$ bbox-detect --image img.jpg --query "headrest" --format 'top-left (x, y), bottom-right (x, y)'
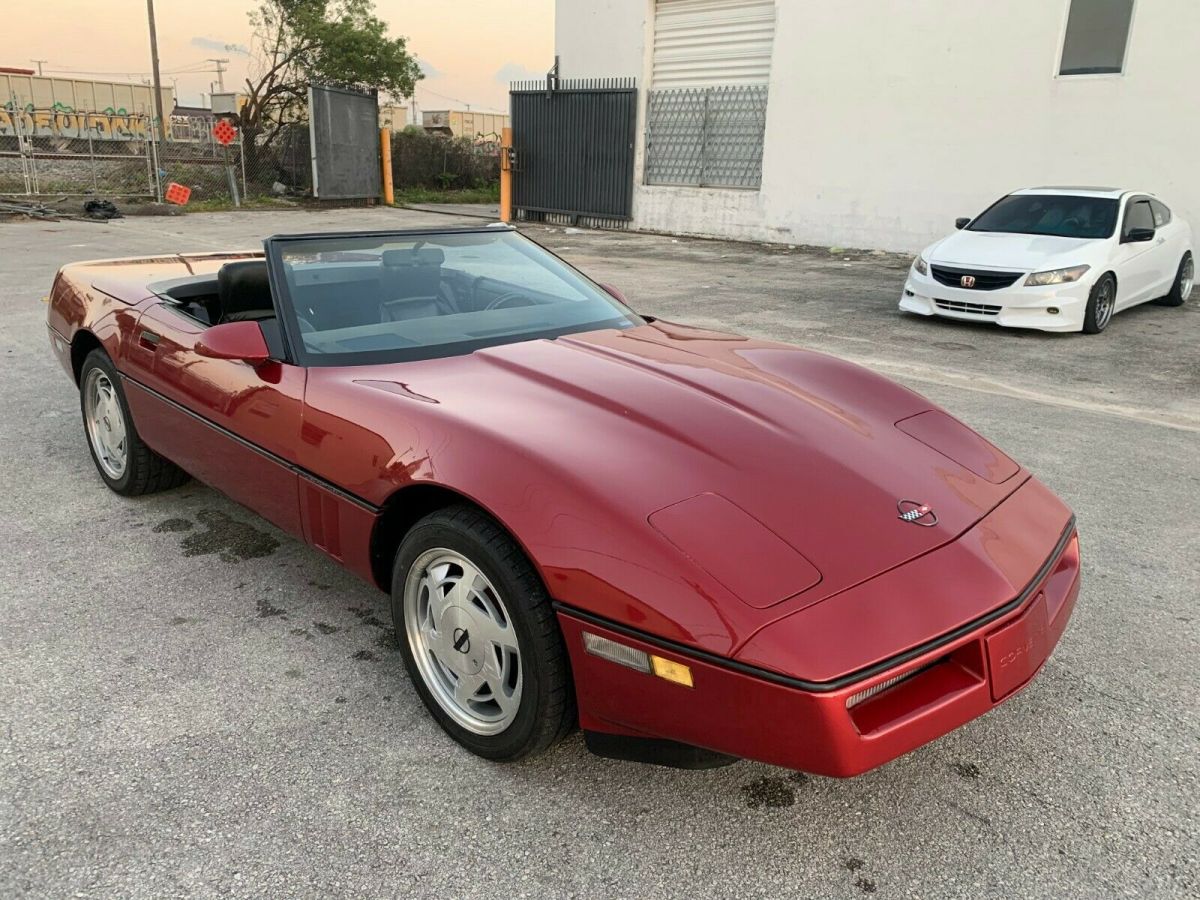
top-left (217, 260), bottom-right (272, 317)
top-left (382, 247), bottom-right (445, 267)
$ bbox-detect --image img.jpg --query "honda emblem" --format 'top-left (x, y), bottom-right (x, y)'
top-left (960, 275), bottom-right (976, 288)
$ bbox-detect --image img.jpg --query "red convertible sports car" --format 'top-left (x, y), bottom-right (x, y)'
top-left (47, 225), bottom-right (1080, 776)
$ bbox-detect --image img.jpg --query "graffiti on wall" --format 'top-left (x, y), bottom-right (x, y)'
top-left (0, 101), bottom-right (153, 141)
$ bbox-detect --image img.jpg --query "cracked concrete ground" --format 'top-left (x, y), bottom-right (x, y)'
top-left (1, 207), bottom-right (1196, 898)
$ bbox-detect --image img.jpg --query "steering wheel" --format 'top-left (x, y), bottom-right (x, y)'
top-left (297, 316), bottom-right (316, 334)
top-left (485, 291), bottom-right (533, 311)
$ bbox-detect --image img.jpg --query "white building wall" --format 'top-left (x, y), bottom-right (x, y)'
top-left (556, 0), bottom-right (1200, 252)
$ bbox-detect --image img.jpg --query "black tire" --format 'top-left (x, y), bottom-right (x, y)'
top-left (1155, 251), bottom-right (1193, 307)
top-left (1082, 273), bottom-right (1117, 334)
top-left (390, 504), bottom-right (574, 761)
top-left (78, 349), bottom-right (190, 496)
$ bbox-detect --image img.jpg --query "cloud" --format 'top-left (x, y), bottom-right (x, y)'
top-left (190, 36), bottom-right (249, 55)
top-left (494, 62), bottom-right (544, 85)
top-left (417, 59), bottom-right (440, 78)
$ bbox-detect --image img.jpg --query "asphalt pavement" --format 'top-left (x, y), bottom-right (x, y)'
top-left (1, 207), bottom-right (1196, 898)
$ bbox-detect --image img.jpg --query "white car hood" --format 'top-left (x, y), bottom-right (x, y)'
top-left (928, 230), bottom-right (1102, 271)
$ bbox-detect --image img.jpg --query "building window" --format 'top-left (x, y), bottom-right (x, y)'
top-left (645, 85), bottom-right (768, 189)
top-left (1059, 0), bottom-right (1135, 75)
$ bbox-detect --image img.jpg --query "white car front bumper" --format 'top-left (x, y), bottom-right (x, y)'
top-left (899, 266), bottom-right (1093, 333)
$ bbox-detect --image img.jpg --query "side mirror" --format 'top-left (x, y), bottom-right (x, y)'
top-left (599, 282), bottom-right (628, 304)
top-left (955, 217), bottom-right (971, 230)
top-left (1123, 226), bottom-right (1155, 244)
top-left (195, 320), bottom-right (272, 364)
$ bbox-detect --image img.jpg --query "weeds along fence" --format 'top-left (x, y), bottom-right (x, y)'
top-left (389, 129), bottom-right (499, 191)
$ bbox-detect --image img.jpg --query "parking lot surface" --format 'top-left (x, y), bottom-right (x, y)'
top-left (1, 208), bottom-right (1196, 898)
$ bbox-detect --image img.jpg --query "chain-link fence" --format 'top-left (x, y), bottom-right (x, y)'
top-left (644, 84), bottom-right (768, 189)
top-left (1, 103), bottom-right (312, 205)
top-left (0, 107), bottom-right (157, 197)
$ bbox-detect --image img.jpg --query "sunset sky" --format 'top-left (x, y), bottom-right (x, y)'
top-left (7, 0), bottom-right (554, 113)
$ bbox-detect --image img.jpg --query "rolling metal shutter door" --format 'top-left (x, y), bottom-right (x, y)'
top-left (651, 0), bottom-right (776, 89)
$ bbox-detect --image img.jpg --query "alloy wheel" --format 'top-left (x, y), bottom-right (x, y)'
top-left (403, 548), bottom-right (523, 735)
top-left (1094, 278), bottom-right (1115, 330)
top-left (83, 368), bottom-right (128, 479)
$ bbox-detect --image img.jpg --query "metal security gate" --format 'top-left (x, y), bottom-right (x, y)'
top-left (510, 77), bottom-right (637, 223)
top-left (308, 84), bottom-right (380, 200)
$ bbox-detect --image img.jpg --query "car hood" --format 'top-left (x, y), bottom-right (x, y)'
top-left (927, 230), bottom-right (1104, 270)
top-left (335, 322), bottom-right (1025, 622)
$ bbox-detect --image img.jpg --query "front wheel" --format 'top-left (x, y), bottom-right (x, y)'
top-left (391, 504), bottom-right (574, 760)
top-left (1082, 273), bottom-right (1117, 334)
top-left (1155, 252), bottom-right (1193, 307)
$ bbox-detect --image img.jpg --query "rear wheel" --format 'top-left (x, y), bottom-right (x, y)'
top-left (1155, 252), bottom-right (1193, 307)
top-left (391, 504), bottom-right (574, 760)
top-left (1082, 273), bottom-right (1117, 334)
top-left (79, 349), bottom-right (189, 495)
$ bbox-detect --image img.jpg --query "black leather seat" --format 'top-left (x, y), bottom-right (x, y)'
top-left (380, 247), bottom-right (452, 320)
top-left (215, 260), bottom-right (275, 324)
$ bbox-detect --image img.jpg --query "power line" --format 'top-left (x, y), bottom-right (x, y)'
top-left (39, 61), bottom-right (217, 77)
top-left (414, 84), bottom-right (506, 114)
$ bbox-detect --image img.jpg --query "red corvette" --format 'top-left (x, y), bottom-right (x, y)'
top-left (47, 226), bottom-right (1080, 776)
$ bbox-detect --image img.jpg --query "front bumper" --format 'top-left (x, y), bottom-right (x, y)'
top-left (560, 497), bottom-right (1081, 777)
top-left (899, 266), bottom-right (1094, 333)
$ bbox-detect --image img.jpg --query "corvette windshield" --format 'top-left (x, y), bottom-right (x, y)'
top-left (968, 195), bottom-right (1119, 239)
top-left (271, 229), bottom-right (641, 365)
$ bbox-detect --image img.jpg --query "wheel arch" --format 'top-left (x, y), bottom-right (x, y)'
top-left (368, 481), bottom-right (541, 593)
top-left (70, 329), bottom-right (104, 385)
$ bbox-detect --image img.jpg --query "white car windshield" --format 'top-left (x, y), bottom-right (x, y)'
top-left (968, 195), bottom-right (1119, 239)
top-left (270, 228), bottom-right (641, 365)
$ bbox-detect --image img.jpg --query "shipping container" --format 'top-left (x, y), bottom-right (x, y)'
top-left (422, 110), bottom-right (509, 143)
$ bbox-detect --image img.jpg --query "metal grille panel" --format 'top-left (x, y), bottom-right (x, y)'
top-left (510, 78), bottom-right (637, 221)
top-left (308, 84), bottom-right (380, 200)
top-left (645, 84), bottom-right (767, 188)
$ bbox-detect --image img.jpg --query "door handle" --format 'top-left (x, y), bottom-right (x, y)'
top-left (138, 330), bottom-right (161, 350)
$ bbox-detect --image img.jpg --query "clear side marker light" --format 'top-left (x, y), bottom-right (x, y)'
top-left (583, 632), bottom-right (652, 673)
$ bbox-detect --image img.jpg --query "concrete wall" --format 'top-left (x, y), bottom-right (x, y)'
top-left (556, 0), bottom-right (1200, 252)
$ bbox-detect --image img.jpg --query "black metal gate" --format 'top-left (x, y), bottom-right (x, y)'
top-left (510, 77), bottom-right (637, 223)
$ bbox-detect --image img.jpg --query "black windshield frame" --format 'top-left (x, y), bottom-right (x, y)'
top-left (263, 225), bottom-right (643, 367)
top-left (967, 194), bottom-right (1121, 239)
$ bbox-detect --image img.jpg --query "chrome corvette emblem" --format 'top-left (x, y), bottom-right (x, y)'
top-left (960, 275), bottom-right (976, 288)
top-left (897, 500), bottom-right (938, 526)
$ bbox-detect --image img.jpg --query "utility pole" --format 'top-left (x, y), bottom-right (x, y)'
top-left (31, 59), bottom-right (48, 76)
top-left (208, 58), bottom-right (230, 92)
top-left (145, 0), bottom-right (168, 141)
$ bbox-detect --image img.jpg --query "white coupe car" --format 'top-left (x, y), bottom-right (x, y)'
top-left (900, 187), bottom-right (1194, 334)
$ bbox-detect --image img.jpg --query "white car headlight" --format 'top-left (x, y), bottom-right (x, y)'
top-left (1024, 264), bottom-right (1090, 286)
top-left (913, 256), bottom-right (929, 276)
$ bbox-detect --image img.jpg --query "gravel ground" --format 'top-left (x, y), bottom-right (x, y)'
top-left (0, 207), bottom-right (1196, 899)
